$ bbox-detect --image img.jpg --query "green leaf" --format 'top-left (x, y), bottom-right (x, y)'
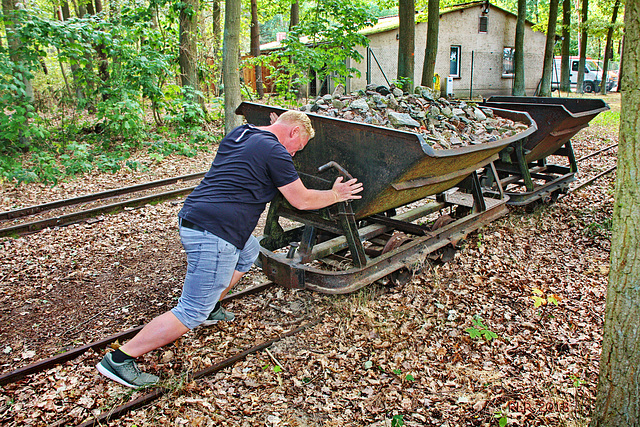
top-left (499, 416), bottom-right (508, 427)
top-left (273, 365), bottom-right (282, 373)
top-left (405, 374), bottom-right (415, 381)
top-left (392, 369), bottom-right (402, 375)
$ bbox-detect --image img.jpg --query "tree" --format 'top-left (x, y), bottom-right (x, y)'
top-left (576, 0), bottom-right (588, 93)
top-left (599, 0), bottom-right (621, 95)
top-left (512, 0), bottom-right (526, 95)
top-left (179, 0), bottom-right (201, 104)
top-left (560, 0), bottom-right (571, 92)
top-left (223, 0), bottom-right (241, 133)
top-left (2, 0), bottom-right (34, 102)
top-left (397, 0), bottom-right (415, 91)
top-left (590, 0), bottom-right (640, 424)
top-left (255, 0), bottom-right (374, 98)
top-left (250, 0), bottom-right (264, 98)
top-left (289, 0), bottom-right (299, 30)
top-left (538, 0), bottom-right (560, 96)
top-left (420, 0), bottom-right (439, 89)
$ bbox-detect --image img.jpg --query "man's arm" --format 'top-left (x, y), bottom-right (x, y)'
top-left (278, 176), bottom-right (363, 210)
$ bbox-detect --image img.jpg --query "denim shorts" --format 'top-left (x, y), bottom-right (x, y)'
top-left (171, 224), bottom-right (260, 329)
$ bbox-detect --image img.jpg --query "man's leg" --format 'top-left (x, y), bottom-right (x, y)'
top-left (97, 227), bottom-right (239, 387)
top-left (119, 311), bottom-right (189, 358)
top-left (206, 236), bottom-right (261, 324)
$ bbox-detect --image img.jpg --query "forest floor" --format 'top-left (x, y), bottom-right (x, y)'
top-left (0, 93), bottom-right (620, 426)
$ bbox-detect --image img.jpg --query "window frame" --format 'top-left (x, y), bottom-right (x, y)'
top-left (449, 45), bottom-right (461, 79)
top-left (502, 46), bottom-right (515, 78)
top-left (478, 16), bottom-right (488, 33)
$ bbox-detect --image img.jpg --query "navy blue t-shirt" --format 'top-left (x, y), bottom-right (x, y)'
top-left (178, 125), bottom-right (299, 249)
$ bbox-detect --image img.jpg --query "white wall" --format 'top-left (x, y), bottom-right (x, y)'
top-left (348, 4), bottom-right (546, 98)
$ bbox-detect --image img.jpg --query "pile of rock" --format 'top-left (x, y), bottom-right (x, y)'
top-left (299, 84), bottom-right (530, 149)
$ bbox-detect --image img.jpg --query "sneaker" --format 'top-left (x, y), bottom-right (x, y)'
top-left (201, 306), bottom-right (235, 326)
top-left (96, 352), bottom-right (159, 388)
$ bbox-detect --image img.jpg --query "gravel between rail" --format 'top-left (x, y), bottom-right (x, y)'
top-left (0, 101), bottom-right (619, 426)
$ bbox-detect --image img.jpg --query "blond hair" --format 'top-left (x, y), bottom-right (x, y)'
top-left (276, 110), bottom-right (315, 140)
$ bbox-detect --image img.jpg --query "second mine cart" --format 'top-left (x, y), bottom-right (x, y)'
top-left (479, 96), bottom-right (609, 205)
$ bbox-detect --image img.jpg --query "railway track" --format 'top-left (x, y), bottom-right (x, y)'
top-left (0, 171), bottom-right (205, 237)
top-left (0, 144), bottom-right (617, 240)
top-left (0, 137), bottom-right (617, 422)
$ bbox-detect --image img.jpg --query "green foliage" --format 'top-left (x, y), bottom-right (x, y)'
top-left (0, 3), bottom-right (211, 184)
top-left (391, 76), bottom-right (412, 91)
top-left (465, 315), bottom-right (498, 341)
top-left (391, 414), bottom-right (404, 427)
top-left (531, 288), bottom-right (560, 308)
top-left (494, 410), bottom-right (508, 427)
top-left (249, 0), bottom-right (377, 98)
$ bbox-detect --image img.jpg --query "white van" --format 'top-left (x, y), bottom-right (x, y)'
top-left (551, 56), bottom-right (604, 93)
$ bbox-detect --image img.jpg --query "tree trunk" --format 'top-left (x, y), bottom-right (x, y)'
top-left (213, 0), bottom-right (221, 53)
top-left (397, 0), bottom-right (415, 92)
top-left (179, 0), bottom-right (201, 104)
top-left (616, 35), bottom-right (624, 92)
top-left (512, 0), bottom-right (526, 95)
top-left (60, 0), bottom-right (86, 102)
top-left (250, 0), bottom-right (263, 98)
top-left (590, 1), bottom-right (640, 425)
top-left (539, 0), bottom-right (559, 96)
top-left (2, 0), bottom-right (34, 102)
top-left (576, 0), bottom-right (588, 94)
top-left (91, 0), bottom-right (110, 97)
top-left (420, 0), bottom-right (439, 88)
top-left (223, 0), bottom-right (242, 133)
top-left (599, 0), bottom-right (620, 95)
top-left (289, 1), bottom-right (299, 30)
top-left (560, 0), bottom-right (571, 92)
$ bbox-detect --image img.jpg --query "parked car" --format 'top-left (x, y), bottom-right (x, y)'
top-left (551, 56), bottom-right (604, 93)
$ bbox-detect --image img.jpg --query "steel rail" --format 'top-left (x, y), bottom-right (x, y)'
top-left (576, 143), bottom-right (618, 163)
top-left (0, 185), bottom-right (197, 238)
top-left (0, 172), bottom-right (205, 221)
top-left (0, 281), bottom-right (275, 387)
top-left (75, 317), bottom-right (322, 427)
top-left (571, 165), bottom-right (617, 192)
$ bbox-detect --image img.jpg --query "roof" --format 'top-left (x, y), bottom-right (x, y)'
top-left (360, 1), bottom-right (536, 37)
top-left (258, 1), bottom-right (534, 52)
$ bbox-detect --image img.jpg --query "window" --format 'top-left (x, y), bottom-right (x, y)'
top-left (450, 46), bottom-right (461, 78)
top-left (479, 16), bottom-right (488, 33)
top-left (502, 47), bottom-right (515, 76)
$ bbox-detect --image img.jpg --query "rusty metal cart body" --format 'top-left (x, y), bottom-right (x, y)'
top-left (236, 102), bottom-right (536, 294)
top-left (479, 96), bottom-right (609, 205)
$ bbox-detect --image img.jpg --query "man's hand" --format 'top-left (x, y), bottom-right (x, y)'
top-left (270, 112), bottom-right (279, 125)
top-left (331, 176), bottom-right (364, 203)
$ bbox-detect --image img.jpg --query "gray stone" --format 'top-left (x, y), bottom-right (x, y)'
top-left (452, 108), bottom-right (465, 117)
top-left (332, 98), bottom-right (346, 110)
top-left (392, 87), bottom-right (404, 97)
top-left (428, 105), bottom-right (441, 117)
top-left (349, 98), bottom-right (369, 111)
top-left (441, 106), bottom-right (453, 118)
top-left (332, 84), bottom-right (345, 98)
top-left (376, 86), bottom-right (390, 96)
top-left (473, 108), bottom-right (487, 121)
top-left (386, 94), bottom-right (398, 109)
top-left (481, 108), bottom-right (494, 118)
top-left (388, 111), bottom-right (421, 128)
top-left (322, 94), bottom-right (333, 102)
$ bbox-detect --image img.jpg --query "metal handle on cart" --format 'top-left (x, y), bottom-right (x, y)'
top-left (317, 161), bottom-right (354, 181)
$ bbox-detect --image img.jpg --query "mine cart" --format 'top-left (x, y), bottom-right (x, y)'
top-left (479, 96), bottom-right (609, 205)
top-left (236, 102), bottom-right (536, 294)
